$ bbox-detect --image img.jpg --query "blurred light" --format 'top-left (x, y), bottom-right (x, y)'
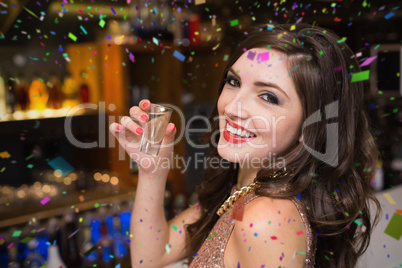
top-left (94, 172), bottom-right (102, 181)
top-left (13, 111), bottom-right (25, 120)
top-left (110, 176), bottom-right (119, 185)
top-left (101, 174), bottom-right (110, 183)
top-left (42, 184), bottom-right (51, 193)
top-left (63, 177), bottom-right (72, 185)
top-left (27, 110), bottom-right (40, 119)
top-left (17, 190), bottom-right (26, 199)
top-left (1, 187), bottom-right (10, 195)
top-left (54, 170), bottom-right (62, 178)
top-left (70, 172), bottom-right (77, 181)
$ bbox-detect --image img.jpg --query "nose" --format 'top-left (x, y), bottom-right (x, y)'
top-left (224, 90), bottom-right (251, 121)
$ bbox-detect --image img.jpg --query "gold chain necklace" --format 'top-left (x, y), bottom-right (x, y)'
top-left (216, 168), bottom-right (290, 217)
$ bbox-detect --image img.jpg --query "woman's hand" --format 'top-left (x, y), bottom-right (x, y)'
top-left (109, 99), bottom-right (176, 174)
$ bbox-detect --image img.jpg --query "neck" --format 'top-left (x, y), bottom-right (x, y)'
top-left (237, 166), bottom-right (258, 187)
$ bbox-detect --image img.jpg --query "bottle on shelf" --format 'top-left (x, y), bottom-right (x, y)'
top-left (47, 73), bottom-right (63, 109)
top-left (62, 71), bottom-right (79, 108)
top-left (61, 210), bottom-right (81, 267)
top-left (5, 73), bottom-right (17, 114)
top-left (23, 239), bottom-right (45, 268)
top-left (28, 73), bottom-right (49, 111)
top-left (15, 74), bottom-right (29, 111)
top-left (79, 70), bottom-right (90, 104)
top-left (0, 67), bottom-right (7, 117)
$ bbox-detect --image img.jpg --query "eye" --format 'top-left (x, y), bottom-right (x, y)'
top-left (260, 93), bottom-right (279, 105)
top-left (224, 75), bottom-right (241, 88)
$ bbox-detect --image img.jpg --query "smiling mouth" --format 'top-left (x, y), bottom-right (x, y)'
top-left (223, 121), bottom-right (257, 143)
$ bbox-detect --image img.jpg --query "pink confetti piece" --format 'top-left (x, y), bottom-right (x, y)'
top-left (129, 53), bottom-right (135, 63)
top-left (257, 52), bottom-right (269, 61)
top-left (359, 56), bottom-right (377, 67)
top-left (297, 230), bottom-right (304, 235)
top-left (333, 66), bottom-right (343, 72)
top-left (40, 196), bottom-right (50, 205)
top-left (270, 236), bottom-right (278, 240)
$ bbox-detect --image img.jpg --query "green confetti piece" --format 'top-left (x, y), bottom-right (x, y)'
top-left (345, 212), bottom-right (349, 217)
top-left (351, 70), bottom-right (370, 82)
top-left (384, 213), bottom-right (402, 240)
top-left (27, 164), bottom-right (34, 169)
top-left (68, 32), bottom-right (77, 42)
top-left (94, 203), bottom-right (99, 208)
top-left (354, 219), bottom-right (363, 226)
top-left (80, 25), bottom-right (87, 35)
top-left (83, 245), bottom-right (97, 256)
top-left (393, 108), bottom-right (398, 113)
top-left (230, 19), bottom-right (239, 27)
top-left (165, 244), bottom-right (171, 254)
top-left (212, 232), bottom-right (217, 236)
top-left (172, 225), bottom-right (178, 231)
top-left (223, 54), bottom-right (229, 61)
top-left (19, 237), bottom-right (33, 243)
top-left (12, 230), bottom-right (22, 237)
top-left (99, 19), bottom-right (106, 28)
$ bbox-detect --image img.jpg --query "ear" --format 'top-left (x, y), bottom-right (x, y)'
top-left (298, 135), bottom-right (303, 143)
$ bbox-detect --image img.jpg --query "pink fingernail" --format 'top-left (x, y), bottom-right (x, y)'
top-left (136, 127), bottom-right (143, 135)
top-left (140, 114), bottom-right (148, 122)
top-left (116, 125), bottom-right (123, 131)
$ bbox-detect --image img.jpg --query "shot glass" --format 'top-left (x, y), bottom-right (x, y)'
top-left (139, 103), bottom-right (173, 156)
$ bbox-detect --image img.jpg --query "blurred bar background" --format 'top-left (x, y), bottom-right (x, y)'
top-left (0, 0), bottom-right (401, 267)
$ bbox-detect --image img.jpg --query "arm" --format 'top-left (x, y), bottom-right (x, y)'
top-left (130, 169), bottom-right (201, 267)
top-left (225, 197), bottom-right (307, 267)
top-left (109, 99), bottom-right (201, 267)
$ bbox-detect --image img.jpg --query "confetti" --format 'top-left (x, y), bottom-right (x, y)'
top-left (351, 70), bottom-right (370, 82)
top-left (247, 51), bottom-right (256, 61)
top-left (384, 213), bottom-right (402, 240)
top-left (384, 12), bottom-right (394, 19)
top-left (270, 236), bottom-right (277, 240)
top-left (12, 231), bottom-right (22, 237)
top-left (40, 196), bottom-right (50, 205)
top-left (360, 56), bottom-right (377, 67)
top-left (47, 156), bottom-right (75, 176)
top-left (173, 50), bottom-right (185, 62)
top-left (383, 193), bottom-right (396, 205)
top-left (99, 19), bottom-right (106, 28)
top-left (68, 32), bottom-right (77, 42)
top-left (83, 245), bottom-right (97, 256)
top-left (297, 230), bottom-right (304, 235)
top-left (230, 19), bottom-right (239, 27)
top-left (257, 52), bottom-right (269, 62)
top-left (0, 151), bottom-right (10, 158)
top-left (165, 244), bottom-right (171, 254)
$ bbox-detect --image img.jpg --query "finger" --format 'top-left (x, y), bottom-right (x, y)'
top-left (161, 123), bottom-right (176, 147)
top-left (129, 106), bottom-right (149, 124)
top-left (139, 99), bottom-right (151, 112)
top-left (109, 122), bottom-right (124, 135)
top-left (120, 116), bottom-right (144, 136)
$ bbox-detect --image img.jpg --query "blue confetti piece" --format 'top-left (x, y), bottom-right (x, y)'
top-left (296, 193), bottom-right (301, 200)
top-left (386, 213), bottom-right (389, 220)
top-left (47, 156), bottom-right (75, 176)
top-left (385, 12), bottom-right (394, 20)
top-left (173, 50), bottom-right (185, 62)
top-left (111, 7), bottom-right (116, 15)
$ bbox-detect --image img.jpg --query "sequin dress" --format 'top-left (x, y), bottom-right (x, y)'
top-left (189, 186), bottom-right (316, 267)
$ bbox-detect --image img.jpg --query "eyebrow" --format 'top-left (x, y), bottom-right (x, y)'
top-left (228, 67), bottom-right (290, 100)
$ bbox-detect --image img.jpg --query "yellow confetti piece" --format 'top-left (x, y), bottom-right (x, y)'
top-left (290, 25), bottom-right (296, 31)
top-left (0, 151), bottom-right (10, 158)
top-left (384, 193), bottom-right (396, 205)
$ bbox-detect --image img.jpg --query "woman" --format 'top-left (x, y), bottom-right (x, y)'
top-left (110, 23), bottom-right (380, 267)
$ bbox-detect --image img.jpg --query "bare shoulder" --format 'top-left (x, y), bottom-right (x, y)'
top-left (225, 196), bottom-right (307, 267)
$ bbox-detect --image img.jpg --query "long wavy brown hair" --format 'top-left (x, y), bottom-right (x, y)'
top-left (185, 23), bottom-right (381, 267)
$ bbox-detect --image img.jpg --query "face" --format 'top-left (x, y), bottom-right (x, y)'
top-left (217, 48), bottom-right (304, 167)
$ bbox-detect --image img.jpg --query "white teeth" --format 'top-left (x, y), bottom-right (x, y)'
top-left (227, 123), bottom-right (255, 138)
